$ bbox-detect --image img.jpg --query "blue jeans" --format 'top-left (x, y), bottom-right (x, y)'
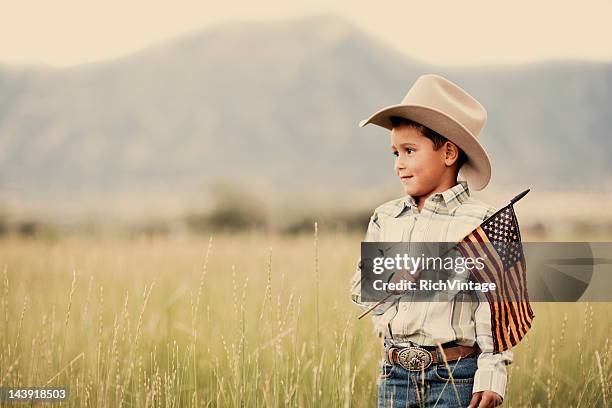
top-left (377, 355), bottom-right (477, 408)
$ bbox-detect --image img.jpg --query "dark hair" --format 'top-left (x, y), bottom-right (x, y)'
top-left (389, 116), bottom-right (468, 170)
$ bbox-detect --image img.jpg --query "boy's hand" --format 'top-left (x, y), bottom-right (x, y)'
top-left (468, 391), bottom-right (503, 407)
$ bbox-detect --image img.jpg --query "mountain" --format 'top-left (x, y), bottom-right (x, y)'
top-left (0, 14), bottom-right (611, 212)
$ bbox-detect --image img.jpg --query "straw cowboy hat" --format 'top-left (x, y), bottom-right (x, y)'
top-left (358, 74), bottom-right (492, 191)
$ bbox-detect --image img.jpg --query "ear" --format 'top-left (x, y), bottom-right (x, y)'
top-left (444, 142), bottom-right (459, 167)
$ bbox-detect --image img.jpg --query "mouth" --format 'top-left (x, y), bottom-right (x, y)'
top-left (399, 175), bottom-right (413, 182)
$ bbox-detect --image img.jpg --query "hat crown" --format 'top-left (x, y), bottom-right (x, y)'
top-left (401, 74), bottom-right (487, 137)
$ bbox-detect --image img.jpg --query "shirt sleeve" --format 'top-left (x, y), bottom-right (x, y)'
top-left (349, 210), bottom-right (397, 316)
top-left (472, 205), bottom-right (513, 400)
top-left (472, 290), bottom-right (513, 400)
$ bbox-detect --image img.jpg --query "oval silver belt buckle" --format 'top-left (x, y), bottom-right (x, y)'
top-left (397, 346), bottom-right (433, 371)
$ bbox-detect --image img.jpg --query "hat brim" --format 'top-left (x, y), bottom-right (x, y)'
top-left (358, 104), bottom-right (492, 191)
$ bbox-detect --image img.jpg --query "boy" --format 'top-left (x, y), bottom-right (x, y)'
top-left (350, 74), bottom-right (510, 408)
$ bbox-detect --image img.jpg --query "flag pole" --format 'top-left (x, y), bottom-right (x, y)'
top-left (510, 189), bottom-right (530, 205)
top-left (357, 188), bottom-right (531, 320)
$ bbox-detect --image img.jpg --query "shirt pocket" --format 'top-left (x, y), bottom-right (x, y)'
top-left (381, 217), bottom-right (411, 241)
top-left (377, 218), bottom-right (406, 257)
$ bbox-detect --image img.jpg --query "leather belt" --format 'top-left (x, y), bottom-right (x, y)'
top-left (386, 342), bottom-right (481, 371)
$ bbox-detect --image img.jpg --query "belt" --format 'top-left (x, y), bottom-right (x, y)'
top-left (385, 341), bottom-right (481, 371)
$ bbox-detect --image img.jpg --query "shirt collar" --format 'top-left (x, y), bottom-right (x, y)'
top-left (394, 180), bottom-right (471, 217)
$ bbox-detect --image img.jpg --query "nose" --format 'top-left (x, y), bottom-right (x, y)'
top-left (395, 154), bottom-right (406, 173)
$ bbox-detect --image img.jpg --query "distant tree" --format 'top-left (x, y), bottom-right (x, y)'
top-left (186, 178), bottom-right (268, 232)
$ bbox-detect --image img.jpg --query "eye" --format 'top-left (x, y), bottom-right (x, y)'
top-left (406, 147), bottom-right (414, 154)
top-left (392, 151), bottom-right (398, 157)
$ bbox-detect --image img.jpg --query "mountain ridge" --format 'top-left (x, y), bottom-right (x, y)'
top-left (0, 14), bottom-right (610, 212)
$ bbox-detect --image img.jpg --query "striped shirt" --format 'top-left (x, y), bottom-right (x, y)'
top-left (350, 180), bottom-right (513, 399)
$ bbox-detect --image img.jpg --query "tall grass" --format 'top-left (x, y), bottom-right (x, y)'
top-left (0, 231), bottom-right (610, 407)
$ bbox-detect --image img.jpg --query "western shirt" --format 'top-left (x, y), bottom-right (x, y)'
top-left (350, 180), bottom-right (513, 399)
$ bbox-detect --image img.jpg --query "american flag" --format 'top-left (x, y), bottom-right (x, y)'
top-left (456, 195), bottom-right (535, 353)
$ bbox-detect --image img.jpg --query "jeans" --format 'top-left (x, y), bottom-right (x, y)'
top-left (377, 355), bottom-right (477, 408)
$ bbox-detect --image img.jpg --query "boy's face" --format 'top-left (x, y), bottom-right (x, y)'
top-left (391, 124), bottom-right (449, 197)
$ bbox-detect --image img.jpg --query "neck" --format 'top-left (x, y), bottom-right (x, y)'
top-left (415, 176), bottom-right (458, 211)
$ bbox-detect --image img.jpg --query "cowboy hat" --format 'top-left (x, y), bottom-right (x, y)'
top-left (358, 74), bottom-right (492, 191)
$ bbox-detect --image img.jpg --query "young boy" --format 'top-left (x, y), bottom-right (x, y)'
top-left (350, 74), bottom-right (511, 408)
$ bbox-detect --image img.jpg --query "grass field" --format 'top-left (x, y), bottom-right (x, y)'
top-left (0, 231), bottom-right (610, 407)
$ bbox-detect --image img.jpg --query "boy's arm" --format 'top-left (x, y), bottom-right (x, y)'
top-left (472, 291), bottom-right (513, 401)
top-left (349, 210), bottom-right (397, 315)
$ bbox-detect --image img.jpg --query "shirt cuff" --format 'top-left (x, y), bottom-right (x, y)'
top-left (473, 368), bottom-right (506, 400)
top-left (472, 352), bottom-right (511, 400)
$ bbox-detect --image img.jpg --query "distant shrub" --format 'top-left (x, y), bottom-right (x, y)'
top-left (185, 180), bottom-right (268, 233)
top-left (280, 209), bottom-right (371, 235)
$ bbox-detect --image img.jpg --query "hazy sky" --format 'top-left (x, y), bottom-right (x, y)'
top-left (2, 0), bottom-right (611, 68)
